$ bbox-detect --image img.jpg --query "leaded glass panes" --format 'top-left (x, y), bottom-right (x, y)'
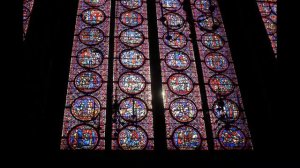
top-left (60, 0), bottom-right (111, 150)
top-left (172, 125), bottom-right (202, 150)
top-left (68, 124), bottom-right (99, 150)
top-left (81, 8), bottom-right (106, 25)
top-left (112, 0), bottom-right (154, 150)
top-left (257, 0), bottom-right (277, 57)
top-left (120, 29), bottom-right (145, 47)
top-left (77, 47), bottom-right (104, 69)
top-left (191, 0), bottom-right (253, 150)
top-left (118, 125), bottom-right (148, 150)
top-left (156, 0), bottom-right (208, 150)
top-left (71, 96), bottom-right (101, 121)
top-left (218, 126), bottom-right (246, 150)
top-left (23, 0), bottom-right (34, 40)
top-left (120, 11), bottom-right (144, 27)
top-left (79, 27), bottom-right (104, 45)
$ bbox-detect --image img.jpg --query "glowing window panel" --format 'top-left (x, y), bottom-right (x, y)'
top-left (161, 0), bottom-right (181, 11)
top-left (84, 0), bottom-right (106, 7)
top-left (197, 15), bottom-right (220, 32)
top-left (120, 11), bottom-right (143, 27)
top-left (23, 0), bottom-right (34, 40)
top-left (119, 72), bottom-right (146, 95)
top-left (264, 18), bottom-right (277, 35)
top-left (156, 0), bottom-right (208, 150)
top-left (163, 31), bottom-right (187, 49)
top-left (23, 7), bottom-right (30, 20)
top-left (163, 12), bottom-right (185, 30)
top-left (71, 96), bottom-right (101, 121)
top-left (201, 32), bottom-right (225, 50)
top-left (170, 98), bottom-right (197, 123)
top-left (119, 98), bottom-right (148, 122)
top-left (77, 47), bottom-right (103, 69)
top-left (68, 124), bottom-right (99, 150)
top-left (257, 0), bottom-right (277, 56)
top-left (172, 125), bottom-right (201, 150)
top-left (191, 0), bottom-right (252, 150)
top-left (118, 126), bottom-right (148, 150)
top-left (79, 27), bottom-right (104, 45)
top-left (212, 99), bottom-right (239, 123)
top-left (112, 0), bottom-right (154, 150)
top-left (81, 8), bottom-right (106, 25)
top-left (61, 0), bottom-right (110, 150)
top-left (165, 51), bottom-right (191, 71)
top-left (204, 52), bottom-right (229, 72)
top-left (120, 0), bottom-right (143, 10)
top-left (257, 2), bottom-right (272, 16)
top-left (208, 74), bottom-right (235, 96)
top-left (167, 73), bottom-right (194, 96)
top-left (74, 71), bottom-right (102, 93)
top-left (119, 49), bottom-right (145, 70)
top-left (194, 0), bottom-right (214, 13)
top-left (218, 126), bottom-right (246, 150)
top-left (120, 29), bottom-right (144, 47)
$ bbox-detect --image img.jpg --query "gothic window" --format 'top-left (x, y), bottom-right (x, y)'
top-left (60, 0), bottom-right (254, 151)
top-left (257, 0), bottom-right (277, 57)
top-left (191, 0), bottom-right (253, 150)
top-left (112, 0), bottom-right (154, 150)
top-left (23, 0), bottom-right (34, 40)
top-left (60, 0), bottom-right (111, 150)
top-left (156, 0), bottom-right (208, 150)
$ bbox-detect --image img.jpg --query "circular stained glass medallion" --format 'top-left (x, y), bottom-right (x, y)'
top-left (161, 0), bottom-right (181, 11)
top-left (218, 126), bottom-right (246, 150)
top-left (165, 51), bottom-right (190, 71)
top-left (197, 15), bottom-right (220, 31)
top-left (172, 125), bottom-right (201, 150)
top-left (120, 49), bottom-right (145, 70)
top-left (79, 27), bottom-right (104, 46)
top-left (194, 0), bottom-right (213, 13)
top-left (77, 47), bottom-right (103, 69)
top-left (84, 0), bottom-right (106, 7)
top-left (201, 33), bottom-right (225, 50)
top-left (167, 73), bottom-right (194, 96)
top-left (208, 74), bottom-right (234, 96)
top-left (120, 29), bottom-right (144, 48)
top-left (213, 99), bottom-right (239, 123)
top-left (71, 96), bottom-right (101, 121)
top-left (264, 18), bottom-right (277, 35)
top-left (258, 2), bottom-right (271, 17)
top-left (119, 72), bottom-right (146, 95)
top-left (119, 97), bottom-right (147, 122)
top-left (163, 32), bottom-right (187, 49)
top-left (170, 98), bottom-right (197, 123)
top-left (68, 124), bottom-right (99, 150)
top-left (204, 52), bottom-right (229, 72)
top-left (118, 125), bottom-right (148, 150)
top-left (23, 7), bottom-right (30, 20)
top-left (74, 71), bottom-right (102, 93)
top-left (271, 3), bottom-right (277, 14)
top-left (163, 12), bottom-right (185, 30)
top-left (120, 0), bottom-right (143, 10)
top-left (81, 8), bottom-right (106, 26)
top-left (120, 11), bottom-right (143, 27)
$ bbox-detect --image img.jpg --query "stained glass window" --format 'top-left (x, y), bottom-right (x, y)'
top-left (60, 0), bottom-right (111, 150)
top-left (112, 0), bottom-right (154, 150)
top-left (60, 0), bottom-right (255, 151)
top-left (257, 0), bottom-right (277, 57)
top-left (23, 0), bottom-right (34, 40)
top-left (156, 0), bottom-right (208, 150)
top-left (191, 0), bottom-right (253, 150)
